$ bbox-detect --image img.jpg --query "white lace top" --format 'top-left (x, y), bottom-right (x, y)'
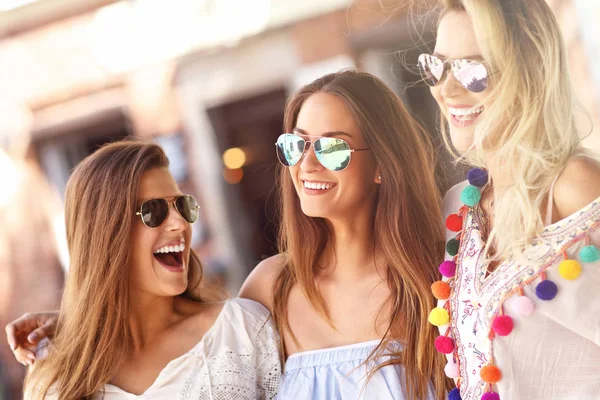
top-left (440, 181), bottom-right (600, 400)
top-left (35, 298), bottom-right (281, 400)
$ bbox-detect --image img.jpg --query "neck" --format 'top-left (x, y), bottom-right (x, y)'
top-left (485, 153), bottom-right (513, 191)
top-left (321, 208), bottom-right (383, 281)
top-left (127, 290), bottom-right (179, 351)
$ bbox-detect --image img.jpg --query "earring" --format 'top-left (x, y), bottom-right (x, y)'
top-left (378, 175), bottom-right (382, 181)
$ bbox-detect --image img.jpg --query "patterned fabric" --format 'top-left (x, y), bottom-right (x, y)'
top-left (440, 181), bottom-right (600, 400)
top-left (100, 298), bottom-right (281, 400)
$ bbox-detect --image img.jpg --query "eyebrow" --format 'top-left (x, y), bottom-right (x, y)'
top-left (292, 127), bottom-right (353, 138)
top-left (433, 52), bottom-right (485, 61)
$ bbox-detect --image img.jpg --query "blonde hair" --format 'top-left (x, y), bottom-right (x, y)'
top-left (272, 70), bottom-right (450, 400)
top-left (437, 0), bottom-right (591, 258)
top-left (25, 141), bottom-right (204, 399)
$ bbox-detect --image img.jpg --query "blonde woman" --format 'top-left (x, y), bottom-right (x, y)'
top-left (418, 0), bottom-right (600, 399)
top-left (20, 141), bottom-right (280, 399)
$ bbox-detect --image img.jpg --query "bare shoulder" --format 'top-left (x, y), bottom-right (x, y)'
top-left (554, 157), bottom-right (600, 220)
top-left (238, 253), bottom-right (287, 312)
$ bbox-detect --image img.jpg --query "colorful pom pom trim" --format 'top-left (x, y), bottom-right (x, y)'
top-left (430, 167), bottom-right (599, 399)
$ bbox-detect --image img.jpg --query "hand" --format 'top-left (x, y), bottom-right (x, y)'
top-left (5, 311), bottom-right (58, 366)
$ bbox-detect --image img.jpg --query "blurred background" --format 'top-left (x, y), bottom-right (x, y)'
top-left (0, 0), bottom-right (598, 397)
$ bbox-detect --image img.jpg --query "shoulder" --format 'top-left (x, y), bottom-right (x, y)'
top-left (238, 253), bottom-right (286, 312)
top-left (553, 156), bottom-right (600, 220)
top-left (443, 180), bottom-right (469, 216)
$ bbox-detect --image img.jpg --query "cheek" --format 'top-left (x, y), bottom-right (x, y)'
top-left (430, 87), bottom-right (444, 110)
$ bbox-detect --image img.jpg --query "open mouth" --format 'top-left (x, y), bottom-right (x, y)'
top-left (302, 180), bottom-right (336, 193)
top-left (448, 106), bottom-right (484, 124)
top-left (153, 241), bottom-right (185, 269)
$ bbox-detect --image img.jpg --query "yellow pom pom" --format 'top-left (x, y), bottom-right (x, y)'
top-left (559, 259), bottom-right (582, 280)
top-left (428, 307), bottom-right (450, 326)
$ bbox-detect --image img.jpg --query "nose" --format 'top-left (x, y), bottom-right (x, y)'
top-left (299, 141), bottom-right (324, 172)
top-left (162, 202), bottom-right (188, 232)
top-left (440, 69), bottom-right (466, 99)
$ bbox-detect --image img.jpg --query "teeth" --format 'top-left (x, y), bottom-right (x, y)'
top-left (448, 106), bottom-right (483, 118)
top-left (154, 240), bottom-right (185, 254)
top-left (303, 181), bottom-right (333, 190)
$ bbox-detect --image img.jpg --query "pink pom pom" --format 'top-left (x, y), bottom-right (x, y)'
top-left (434, 335), bottom-right (454, 354)
top-left (445, 361), bottom-right (459, 378)
top-left (511, 295), bottom-right (535, 316)
top-left (439, 261), bottom-right (457, 278)
top-left (492, 315), bottom-right (514, 336)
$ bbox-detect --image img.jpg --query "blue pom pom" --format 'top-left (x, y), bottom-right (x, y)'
top-left (446, 238), bottom-right (460, 256)
top-left (461, 185), bottom-right (482, 207)
top-left (536, 280), bottom-right (558, 300)
top-left (580, 245), bottom-right (600, 263)
top-left (449, 388), bottom-right (462, 400)
top-left (467, 168), bottom-right (488, 187)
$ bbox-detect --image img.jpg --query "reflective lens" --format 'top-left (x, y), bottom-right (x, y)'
top-left (452, 59), bottom-right (488, 93)
top-left (140, 198), bottom-right (169, 228)
top-left (418, 54), bottom-right (488, 93)
top-left (138, 195), bottom-right (199, 228)
top-left (418, 53), bottom-right (445, 86)
top-left (314, 137), bottom-right (351, 171)
top-left (275, 134), bottom-right (355, 172)
top-left (175, 195), bottom-right (200, 224)
top-left (276, 133), bottom-right (306, 167)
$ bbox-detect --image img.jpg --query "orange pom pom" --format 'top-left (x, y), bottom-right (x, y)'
top-left (480, 365), bottom-right (502, 383)
top-left (446, 214), bottom-right (463, 232)
top-left (432, 281), bottom-right (451, 300)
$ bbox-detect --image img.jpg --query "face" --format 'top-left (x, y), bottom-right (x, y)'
top-left (431, 11), bottom-right (491, 153)
top-left (129, 167), bottom-right (192, 298)
top-left (290, 92), bottom-right (379, 220)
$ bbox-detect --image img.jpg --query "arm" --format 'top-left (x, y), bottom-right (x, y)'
top-left (5, 311), bottom-right (58, 365)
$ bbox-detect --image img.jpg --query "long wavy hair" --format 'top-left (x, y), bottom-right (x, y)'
top-left (25, 141), bottom-right (204, 399)
top-left (272, 70), bottom-right (450, 400)
top-left (435, 0), bottom-right (594, 258)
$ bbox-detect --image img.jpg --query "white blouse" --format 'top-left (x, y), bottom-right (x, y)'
top-left (440, 180), bottom-right (600, 400)
top-left (36, 298), bottom-right (281, 400)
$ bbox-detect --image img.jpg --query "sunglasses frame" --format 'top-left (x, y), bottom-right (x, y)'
top-left (135, 195), bottom-right (200, 229)
top-left (417, 53), bottom-right (489, 93)
top-left (275, 133), bottom-right (370, 172)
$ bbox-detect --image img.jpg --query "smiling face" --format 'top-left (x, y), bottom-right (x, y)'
top-left (431, 10), bottom-right (492, 153)
top-left (129, 167), bottom-right (193, 297)
top-left (289, 92), bottom-right (380, 220)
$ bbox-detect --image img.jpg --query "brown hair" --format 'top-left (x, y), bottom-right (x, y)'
top-left (25, 140), bottom-right (204, 399)
top-left (272, 70), bottom-right (450, 399)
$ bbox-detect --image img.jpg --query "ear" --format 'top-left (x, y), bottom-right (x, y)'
top-left (374, 170), bottom-right (382, 184)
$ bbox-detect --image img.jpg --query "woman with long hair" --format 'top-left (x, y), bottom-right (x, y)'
top-left (22, 141), bottom-right (280, 399)
top-left (240, 70), bottom-right (450, 399)
top-left (418, 0), bottom-right (600, 398)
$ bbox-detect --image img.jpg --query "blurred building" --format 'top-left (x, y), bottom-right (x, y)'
top-left (0, 0), bottom-right (598, 397)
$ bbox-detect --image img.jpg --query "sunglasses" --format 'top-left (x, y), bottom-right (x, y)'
top-left (275, 133), bottom-right (370, 172)
top-left (135, 195), bottom-right (200, 228)
top-left (417, 53), bottom-right (488, 93)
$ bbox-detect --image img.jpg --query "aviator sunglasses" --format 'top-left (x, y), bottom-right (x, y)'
top-left (275, 133), bottom-right (370, 172)
top-left (136, 195), bottom-right (200, 228)
top-left (417, 53), bottom-right (488, 93)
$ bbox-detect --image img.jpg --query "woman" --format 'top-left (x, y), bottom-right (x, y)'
top-left (22, 141), bottom-right (280, 399)
top-left (418, 1), bottom-right (600, 399)
top-left (240, 70), bottom-right (449, 399)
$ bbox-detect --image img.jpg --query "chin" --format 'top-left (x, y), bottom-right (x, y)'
top-left (450, 130), bottom-right (475, 154)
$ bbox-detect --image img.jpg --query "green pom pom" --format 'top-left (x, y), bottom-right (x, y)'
top-left (461, 185), bottom-right (482, 207)
top-left (446, 238), bottom-right (460, 256)
top-left (580, 245), bottom-right (600, 263)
